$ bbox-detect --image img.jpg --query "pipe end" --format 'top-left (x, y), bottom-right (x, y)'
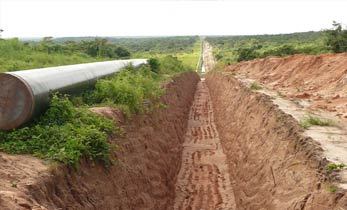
top-left (0, 74), bottom-right (34, 131)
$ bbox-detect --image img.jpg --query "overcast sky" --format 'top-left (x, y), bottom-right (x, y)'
top-left (0, 0), bottom-right (346, 38)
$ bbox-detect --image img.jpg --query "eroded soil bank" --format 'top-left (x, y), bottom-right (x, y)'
top-left (205, 71), bottom-right (347, 210)
top-left (0, 72), bottom-right (199, 210)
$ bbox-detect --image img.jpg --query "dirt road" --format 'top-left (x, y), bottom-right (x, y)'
top-left (173, 79), bottom-right (236, 210)
top-left (202, 42), bottom-right (216, 73)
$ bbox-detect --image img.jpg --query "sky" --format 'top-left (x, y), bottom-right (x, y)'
top-left (0, 0), bottom-right (347, 38)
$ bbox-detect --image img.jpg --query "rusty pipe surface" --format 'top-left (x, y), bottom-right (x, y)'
top-left (0, 59), bottom-right (147, 130)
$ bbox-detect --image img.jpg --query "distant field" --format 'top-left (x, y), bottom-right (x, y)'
top-left (0, 36), bottom-right (201, 73)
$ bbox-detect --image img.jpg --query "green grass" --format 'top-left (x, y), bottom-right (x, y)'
top-left (250, 82), bottom-right (262, 90)
top-left (326, 163), bottom-right (345, 173)
top-left (133, 39), bottom-right (202, 71)
top-left (299, 115), bottom-right (335, 129)
top-left (0, 39), bottom-right (105, 73)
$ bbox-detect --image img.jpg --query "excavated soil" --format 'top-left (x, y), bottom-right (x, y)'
top-left (0, 72), bottom-right (200, 210)
top-left (205, 71), bottom-right (347, 210)
top-left (225, 53), bottom-right (347, 121)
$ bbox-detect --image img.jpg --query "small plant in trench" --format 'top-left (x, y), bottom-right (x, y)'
top-left (299, 115), bottom-right (335, 129)
top-left (328, 185), bottom-right (338, 193)
top-left (250, 82), bottom-right (262, 90)
top-left (326, 163), bottom-right (346, 173)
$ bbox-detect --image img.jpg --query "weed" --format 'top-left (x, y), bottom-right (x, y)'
top-left (328, 185), bottom-right (338, 193)
top-left (299, 115), bottom-right (335, 129)
top-left (250, 82), bottom-right (262, 90)
top-left (10, 181), bottom-right (17, 188)
top-left (326, 163), bottom-right (346, 173)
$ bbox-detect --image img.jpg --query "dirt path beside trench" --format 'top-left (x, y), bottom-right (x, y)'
top-left (173, 79), bottom-right (236, 210)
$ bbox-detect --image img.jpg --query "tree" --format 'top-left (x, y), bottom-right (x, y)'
top-left (325, 21), bottom-right (347, 53)
top-left (148, 58), bottom-right (160, 73)
top-left (114, 47), bottom-right (130, 58)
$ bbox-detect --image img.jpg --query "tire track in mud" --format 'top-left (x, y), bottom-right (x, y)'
top-left (174, 79), bottom-right (236, 210)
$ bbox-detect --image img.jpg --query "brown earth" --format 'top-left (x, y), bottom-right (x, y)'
top-left (0, 71), bottom-right (200, 210)
top-left (225, 53), bottom-right (347, 120)
top-left (173, 79), bottom-right (236, 209)
top-left (205, 71), bottom-right (347, 210)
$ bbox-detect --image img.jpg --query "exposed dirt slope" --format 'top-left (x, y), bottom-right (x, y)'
top-left (226, 53), bottom-right (347, 119)
top-left (174, 79), bottom-right (236, 209)
top-left (206, 71), bottom-right (347, 210)
top-left (0, 72), bottom-right (200, 210)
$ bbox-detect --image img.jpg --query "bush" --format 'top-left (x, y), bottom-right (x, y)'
top-left (0, 95), bottom-right (114, 165)
top-left (325, 21), bottom-right (347, 53)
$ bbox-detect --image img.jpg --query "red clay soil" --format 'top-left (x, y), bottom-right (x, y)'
top-left (174, 79), bottom-right (236, 209)
top-left (0, 72), bottom-right (200, 210)
top-left (206, 71), bottom-right (347, 210)
top-left (225, 53), bottom-right (347, 120)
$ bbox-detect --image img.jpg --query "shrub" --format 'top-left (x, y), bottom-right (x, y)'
top-left (0, 95), bottom-right (114, 165)
top-left (299, 115), bottom-right (335, 129)
top-left (325, 21), bottom-right (347, 53)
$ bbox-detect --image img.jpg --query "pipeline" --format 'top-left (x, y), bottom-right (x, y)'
top-left (0, 59), bottom-right (147, 130)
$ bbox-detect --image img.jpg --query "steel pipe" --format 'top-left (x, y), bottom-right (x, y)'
top-left (0, 59), bottom-right (147, 130)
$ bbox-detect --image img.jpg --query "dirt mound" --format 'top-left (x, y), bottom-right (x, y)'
top-left (0, 72), bottom-right (200, 210)
top-left (226, 53), bottom-right (347, 119)
top-left (205, 71), bottom-right (347, 210)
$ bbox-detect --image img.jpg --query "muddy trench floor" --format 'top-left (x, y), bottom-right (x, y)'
top-left (173, 79), bottom-right (236, 210)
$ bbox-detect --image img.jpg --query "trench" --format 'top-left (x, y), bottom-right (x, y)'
top-left (173, 79), bottom-right (236, 209)
top-left (172, 72), bottom-right (346, 209)
top-left (2, 71), bottom-right (346, 210)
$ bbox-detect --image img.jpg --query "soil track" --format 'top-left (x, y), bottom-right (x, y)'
top-left (174, 79), bottom-right (236, 210)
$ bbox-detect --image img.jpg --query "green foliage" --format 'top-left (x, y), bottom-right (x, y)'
top-left (80, 56), bottom-right (186, 114)
top-left (0, 37), bottom-right (192, 166)
top-left (250, 82), bottom-right (262, 90)
top-left (0, 38), bottom-right (102, 72)
top-left (0, 36), bottom-right (199, 73)
top-left (206, 31), bottom-right (329, 64)
top-left (328, 185), bottom-right (338, 193)
top-left (299, 115), bottom-right (335, 129)
top-left (236, 47), bottom-right (259, 62)
top-left (0, 95), bottom-right (114, 165)
top-left (326, 163), bottom-right (345, 173)
top-left (148, 58), bottom-right (160, 73)
top-left (325, 21), bottom-right (347, 53)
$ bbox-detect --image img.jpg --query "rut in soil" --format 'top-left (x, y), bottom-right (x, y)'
top-left (174, 79), bottom-right (236, 210)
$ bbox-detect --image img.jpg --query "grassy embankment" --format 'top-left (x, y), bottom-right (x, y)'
top-left (0, 37), bottom-right (201, 166)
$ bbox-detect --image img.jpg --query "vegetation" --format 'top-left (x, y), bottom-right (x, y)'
top-left (207, 22), bottom-right (347, 65)
top-left (0, 36), bottom-right (200, 73)
top-left (0, 95), bottom-right (114, 165)
top-left (328, 185), bottom-right (338, 193)
top-left (0, 55), bottom-right (188, 166)
top-left (326, 163), bottom-right (345, 173)
top-left (250, 82), bottom-right (262, 90)
top-left (325, 21), bottom-right (347, 53)
top-left (299, 115), bottom-right (335, 129)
